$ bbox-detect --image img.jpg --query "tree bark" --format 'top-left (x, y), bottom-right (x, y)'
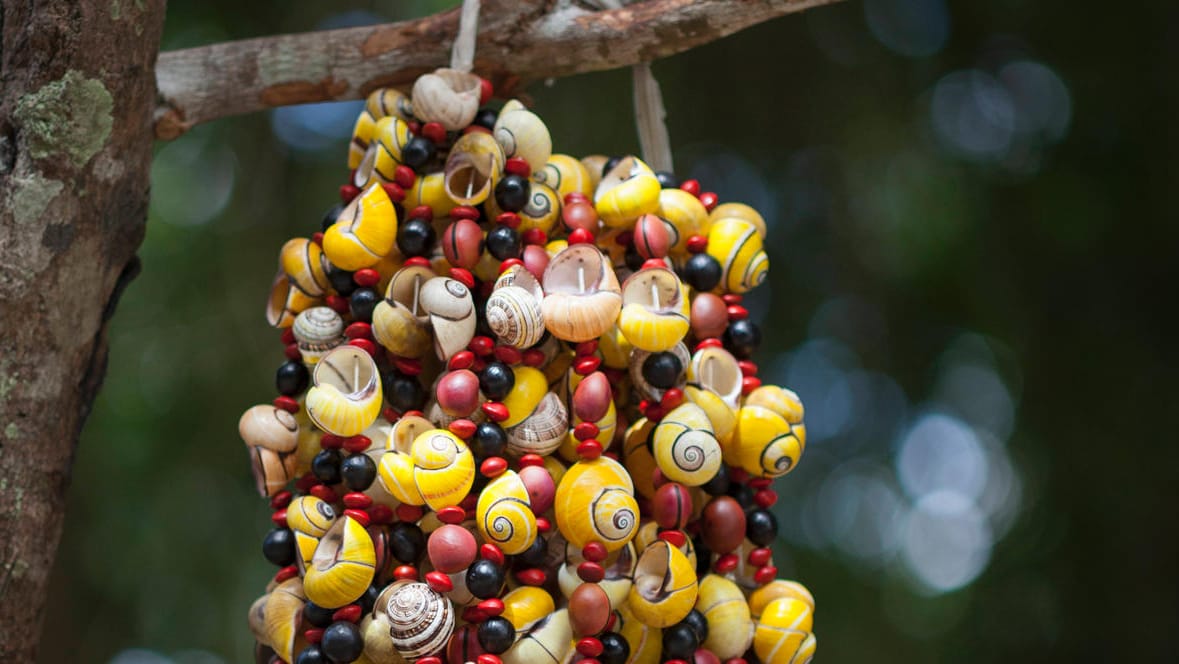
top-left (0, 2), bottom-right (166, 660)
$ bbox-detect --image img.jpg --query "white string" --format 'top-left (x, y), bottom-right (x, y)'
top-left (451, 0), bottom-right (482, 73)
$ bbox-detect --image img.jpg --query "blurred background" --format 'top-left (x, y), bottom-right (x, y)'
top-left (41, 0), bottom-right (1179, 662)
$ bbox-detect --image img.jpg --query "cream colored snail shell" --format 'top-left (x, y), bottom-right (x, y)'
top-left (305, 346), bottom-right (383, 437)
top-left (443, 131), bottom-right (505, 206)
top-left (501, 608), bottom-right (574, 664)
top-left (493, 99), bottom-right (553, 171)
top-left (372, 265), bottom-right (434, 359)
top-left (385, 580), bottom-right (455, 659)
top-left (239, 404), bottom-right (299, 453)
top-left (540, 244), bottom-right (623, 343)
top-left (292, 306), bottom-right (345, 365)
top-left (411, 68), bottom-right (481, 131)
top-left (506, 391), bottom-right (569, 457)
top-left (486, 265), bottom-right (545, 349)
top-left (419, 277), bottom-right (476, 360)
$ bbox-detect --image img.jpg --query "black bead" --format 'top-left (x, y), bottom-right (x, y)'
top-left (475, 307), bottom-right (496, 339)
top-left (349, 287), bottom-right (379, 323)
top-left (389, 522), bottom-right (426, 564)
top-left (602, 155), bottom-right (622, 177)
top-left (304, 601), bottom-right (335, 628)
top-left (486, 225), bottom-right (523, 261)
top-left (321, 621), bottom-right (364, 663)
top-left (477, 616), bottom-right (516, 654)
top-left (358, 584), bottom-right (380, 615)
top-left (692, 535), bottom-right (713, 579)
top-left (402, 136), bottom-right (436, 170)
top-left (654, 170), bottom-right (679, 189)
top-left (494, 174), bottom-right (530, 212)
top-left (262, 528), bottom-right (296, 567)
top-left (599, 631), bottom-right (630, 664)
top-left (295, 644), bottom-right (326, 664)
top-left (397, 218), bottom-right (436, 257)
top-left (746, 508), bottom-right (778, 546)
top-left (641, 352), bottom-right (682, 390)
top-left (700, 463), bottom-right (730, 496)
top-left (470, 422), bottom-right (508, 459)
top-left (474, 108), bottom-right (499, 130)
top-left (276, 360), bottom-right (310, 397)
top-left (723, 319), bottom-right (762, 360)
top-left (466, 558), bottom-right (505, 599)
top-left (479, 361), bottom-right (515, 401)
top-left (326, 265), bottom-right (357, 297)
top-left (682, 609), bottom-right (709, 644)
top-left (624, 242), bottom-right (645, 272)
top-left (661, 622), bottom-right (699, 660)
top-left (312, 449), bottom-right (343, 485)
top-left (340, 452), bottom-right (377, 491)
top-left (321, 204), bottom-right (345, 232)
top-left (683, 253), bottom-right (723, 292)
top-left (516, 535), bottom-right (548, 568)
top-left (727, 481), bottom-right (755, 510)
top-left (383, 372), bottom-right (427, 412)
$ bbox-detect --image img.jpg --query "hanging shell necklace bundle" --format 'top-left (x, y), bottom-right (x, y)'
top-left (242, 55), bottom-right (818, 664)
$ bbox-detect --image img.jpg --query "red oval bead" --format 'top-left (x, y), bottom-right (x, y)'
top-left (270, 491), bottom-right (292, 510)
top-left (702, 496), bottom-right (747, 554)
top-left (726, 305), bottom-right (749, 321)
top-left (754, 489), bottom-right (778, 508)
top-left (394, 164), bottom-right (416, 189)
top-left (410, 205), bottom-right (433, 220)
top-left (479, 77), bottom-right (494, 104)
top-left (658, 529), bottom-right (687, 548)
top-left (477, 598), bottom-right (505, 617)
top-left (535, 517), bottom-right (551, 533)
top-left (295, 472), bottom-right (319, 492)
top-left (653, 483), bottom-right (693, 530)
top-left (382, 182), bottom-right (406, 203)
top-left (493, 345), bottom-right (522, 365)
top-left (436, 506), bottom-right (466, 524)
top-left (679, 179), bottom-right (701, 197)
top-left (274, 565), bottom-right (298, 584)
top-left (685, 234), bottom-right (709, 255)
top-left (696, 338), bottom-right (723, 350)
top-left (515, 568), bottom-right (546, 586)
top-left (640, 258), bottom-right (668, 271)
top-left (419, 656), bottom-right (443, 664)
top-left (521, 348), bottom-right (546, 367)
top-left (344, 509), bottom-right (371, 527)
top-left (577, 440), bottom-right (603, 460)
top-left (574, 422), bottom-right (600, 441)
top-left (713, 553), bottom-right (740, 574)
top-left (724, 659), bottom-right (748, 664)
top-left (499, 258), bottom-right (525, 274)
top-left (476, 655), bottom-right (502, 664)
top-left (451, 205), bottom-right (481, 221)
top-left (317, 432), bottom-right (343, 449)
top-left (422, 122), bottom-right (447, 144)
top-left (721, 293), bottom-right (744, 305)
top-left (742, 376), bottom-right (762, 395)
top-left (564, 192), bottom-right (589, 205)
top-left (575, 340), bottom-right (599, 357)
top-left (304, 627), bottom-right (325, 644)
top-left (577, 561), bottom-right (605, 583)
top-left (449, 418), bottom-right (477, 439)
top-left (448, 350), bottom-right (476, 371)
top-left (660, 388), bottom-right (685, 411)
top-left (393, 564), bottom-right (419, 581)
top-left (699, 192), bottom-right (719, 211)
top-left (284, 343), bottom-right (302, 361)
top-left (738, 360), bottom-right (758, 376)
top-left (281, 328), bottom-right (297, 345)
top-left (574, 356), bottom-right (601, 375)
top-left (344, 321), bottom-right (373, 340)
top-left (343, 492), bottom-right (373, 509)
top-left (426, 570), bottom-right (455, 593)
top-left (480, 543), bottom-right (506, 566)
top-left (339, 184), bottom-right (361, 203)
top-left (348, 337), bottom-right (377, 356)
top-left (325, 294), bottom-right (350, 313)
top-left (395, 504), bottom-right (424, 523)
top-left (496, 211), bottom-right (521, 229)
top-left (437, 369), bottom-right (481, 417)
top-left (469, 336), bottom-right (495, 356)
top-left (568, 228), bottom-right (595, 245)
top-left (480, 456), bottom-right (508, 478)
top-left (462, 606), bottom-right (488, 624)
top-left (333, 604), bottom-right (363, 623)
top-left (352, 268), bottom-right (381, 288)
top-left (518, 454), bottom-right (545, 468)
top-left (273, 395), bottom-right (300, 413)
top-left (443, 219), bottom-right (485, 269)
top-left (693, 650), bottom-right (721, 664)
top-left (644, 405), bottom-right (665, 423)
top-left (368, 504), bottom-right (394, 525)
top-left (520, 228), bottom-right (547, 247)
top-left (482, 402), bottom-right (510, 422)
top-left (343, 435), bottom-right (372, 453)
top-left (505, 157), bottom-right (531, 177)
top-left (449, 267), bottom-right (476, 290)
top-left (393, 356), bottom-right (423, 376)
top-left (310, 485), bottom-right (338, 503)
top-left (581, 541), bottom-right (608, 563)
top-left (748, 547), bottom-right (773, 567)
top-left (270, 509), bottom-right (288, 528)
top-left (577, 638), bottom-right (605, 657)
top-left (754, 565), bottom-right (778, 585)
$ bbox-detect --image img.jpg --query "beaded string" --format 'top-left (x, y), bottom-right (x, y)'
top-left (450, 0), bottom-right (481, 73)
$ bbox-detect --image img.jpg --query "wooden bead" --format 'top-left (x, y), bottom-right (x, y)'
top-left (436, 369), bottom-right (481, 417)
top-left (568, 582), bottom-right (611, 636)
top-left (690, 293), bottom-right (729, 341)
top-left (652, 482), bottom-right (693, 530)
top-left (517, 464), bottom-right (556, 514)
top-left (443, 219), bottom-right (485, 269)
top-left (701, 496), bottom-right (746, 554)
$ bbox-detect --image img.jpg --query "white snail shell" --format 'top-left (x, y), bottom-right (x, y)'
top-left (292, 306), bottom-right (345, 364)
top-left (386, 580), bottom-right (455, 659)
top-left (486, 266), bottom-right (545, 349)
top-left (506, 391), bottom-right (569, 457)
top-left (411, 68), bottom-right (481, 131)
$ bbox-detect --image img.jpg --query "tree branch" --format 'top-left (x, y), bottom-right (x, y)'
top-left (154, 0), bottom-right (841, 139)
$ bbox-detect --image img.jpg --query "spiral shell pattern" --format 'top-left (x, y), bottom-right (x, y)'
top-left (292, 306), bottom-right (345, 364)
top-left (554, 457), bottom-right (639, 551)
top-left (386, 580), bottom-right (455, 659)
top-left (487, 267), bottom-right (546, 349)
top-left (411, 429), bottom-right (475, 511)
top-left (754, 597), bottom-right (816, 664)
top-left (477, 471), bottom-right (538, 555)
top-left (734, 405), bottom-right (805, 479)
top-left (652, 403), bottom-right (722, 487)
top-left (322, 183), bottom-right (397, 271)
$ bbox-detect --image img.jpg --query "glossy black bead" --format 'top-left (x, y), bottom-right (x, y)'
top-left (466, 558), bottom-right (505, 599)
top-left (479, 361), bottom-right (515, 401)
top-left (641, 351), bottom-right (682, 390)
top-left (727, 481), bottom-right (755, 510)
top-left (624, 242), bottom-right (645, 272)
top-left (304, 601), bottom-right (335, 628)
top-left (262, 528), bottom-right (296, 567)
top-left (478, 616), bottom-right (516, 654)
top-left (397, 217), bottom-right (436, 257)
top-left (312, 449), bottom-right (343, 485)
top-left (474, 108), bottom-right (499, 130)
top-left (602, 155), bottom-right (622, 177)
top-left (389, 521), bottom-right (426, 564)
top-left (402, 136), bottom-right (436, 170)
top-left (494, 174), bottom-right (530, 212)
top-left (276, 360), bottom-right (310, 396)
top-left (349, 287), bottom-right (379, 323)
top-left (661, 622), bottom-right (699, 660)
top-left (700, 463), bottom-right (730, 496)
top-left (295, 644), bottom-right (326, 664)
top-left (516, 535), bottom-right (548, 568)
top-left (340, 452), bottom-right (377, 491)
top-left (692, 535), bottom-right (713, 579)
top-left (486, 225), bottom-right (523, 261)
top-left (682, 609), bottom-right (709, 644)
top-left (470, 471), bottom-right (490, 493)
top-left (326, 265), bottom-right (357, 297)
top-left (599, 631), bottom-right (630, 664)
top-left (475, 307), bottom-right (495, 339)
top-left (654, 170), bottom-right (679, 189)
top-left (470, 422), bottom-right (507, 459)
top-left (683, 253), bottom-right (723, 292)
top-left (358, 584), bottom-right (380, 614)
top-left (321, 203), bottom-right (345, 232)
top-left (321, 620), bottom-right (364, 663)
top-left (723, 319), bottom-right (762, 360)
top-left (383, 372), bottom-right (427, 412)
top-left (746, 508), bottom-right (778, 546)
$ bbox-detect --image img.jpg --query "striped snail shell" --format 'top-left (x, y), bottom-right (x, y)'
top-left (443, 131), bottom-right (505, 206)
top-left (733, 403), bottom-right (805, 479)
top-left (322, 183), bottom-right (398, 271)
top-left (263, 577), bottom-right (306, 664)
top-left (279, 237), bottom-right (331, 297)
top-left (486, 266), bottom-right (545, 349)
top-left (305, 346), bottom-right (383, 437)
top-left (500, 586), bottom-right (556, 630)
top-left (622, 417), bottom-right (658, 500)
top-left (553, 456), bottom-right (639, 552)
top-left (386, 413), bottom-right (436, 453)
top-left (245, 440), bottom-right (297, 498)
top-left (286, 495), bottom-right (336, 554)
top-left (628, 539), bottom-right (698, 628)
top-left (540, 244), bottom-right (623, 343)
top-left (594, 156), bottom-right (661, 228)
top-left (349, 87), bottom-right (415, 170)
top-left (493, 99), bottom-right (552, 172)
top-left (687, 345), bottom-right (744, 408)
top-left (403, 171), bottom-right (457, 220)
top-left (658, 188), bottom-right (710, 257)
top-left (419, 277), bottom-right (477, 360)
top-left (750, 580), bottom-right (815, 622)
top-left (410, 429), bottom-right (475, 511)
top-left (378, 449), bottom-right (426, 506)
top-left (476, 470), bottom-right (538, 555)
top-left (711, 201), bottom-right (768, 239)
top-left (386, 580), bottom-right (456, 659)
top-left (292, 306), bottom-right (345, 365)
top-left (304, 515), bottom-right (377, 609)
top-left (696, 574), bottom-right (754, 660)
top-left (557, 539), bottom-right (636, 609)
top-left (372, 264), bottom-right (434, 359)
top-left (615, 602), bottom-right (662, 664)
top-left (353, 115), bottom-right (414, 189)
top-left (507, 391), bottom-right (568, 458)
top-left (580, 155), bottom-right (609, 189)
top-left (239, 404), bottom-right (298, 453)
top-left (754, 596), bottom-right (816, 664)
top-left (533, 153), bottom-right (593, 202)
top-left (618, 267), bottom-right (690, 352)
top-left (500, 609), bottom-right (573, 664)
top-left (411, 68), bottom-right (481, 131)
top-left (705, 217), bottom-right (769, 294)
top-left (629, 341), bottom-right (690, 402)
top-left (266, 270), bottom-right (319, 328)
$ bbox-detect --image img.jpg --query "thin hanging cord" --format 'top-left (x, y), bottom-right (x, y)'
top-left (632, 61), bottom-right (673, 173)
top-left (450, 0), bottom-right (482, 73)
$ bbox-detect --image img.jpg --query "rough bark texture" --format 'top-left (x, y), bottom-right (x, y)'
top-left (0, 1), bottom-right (166, 660)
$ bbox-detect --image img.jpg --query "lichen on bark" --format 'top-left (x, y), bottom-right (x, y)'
top-left (13, 70), bottom-right (114, 168)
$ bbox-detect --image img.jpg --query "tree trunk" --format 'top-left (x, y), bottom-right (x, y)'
top-left (0, 2), bottom-right (166, 659)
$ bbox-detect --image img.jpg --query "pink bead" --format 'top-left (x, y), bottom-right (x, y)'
top-left (518, 464), bottom-right (555, 515)
top-left (436, 369), bottom-right (481, 417)
top-left (428, 524), bottom-right (478, 574)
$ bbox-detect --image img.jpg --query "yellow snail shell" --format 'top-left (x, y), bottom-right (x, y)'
top-left (733, 404), bottom-right (805, 479)
top-left (443, 131), bottom-right (505, 206)
top-left (711, 201), bottom-right (768, 239)
top-left (493, 99), bottom-right (552, 172)
top-left (323, 183), bottom-right (398, 272)
top-left (754, 597), bottom-right (816, 664)
top-left (558, 540), bottom-right (636, 609)
top-left (353, 116), bottom-right (414, 189)
top-left (304, 515), bottom-right (377, 609)
top-left (618, 267), bottom-right (691, 352)
top-left (652, 402), bottom-right (723, 487)
top-left (293, 306), bottom-right (346, 365)
top-left (239, 404), bottom-right (299, 453)
top-left (554, 456), bottom-right (639, 552)
top-left (476, 470), bottom-right (538, 555)
top-left (598, 323), bottom-right (633, 370)
top-left (264, 577), bottom-right (307, 663)
top-left (705, 217), bottom-right (769, 294)
top-left (349, 87), bottom-right (415, 170)
top-left (622, 417), bottom-right (658, 500)
top-left (580, 154), bottom-right (609, 190)
top-left (594, 156), bottom-right (661, 228)
top-left (486, 265), bottom-right (545, 349)
top-left (411, 68), bottom-right (481, 131)
top-left (658, 188), bottom-right (711, 257)
top-left (360, 612), bottom-right (408, 664)
top-left (616, 602), bottom-right (662, 664)
top-left (403, 171), bottom-right (456, 219)
top-left (534, 153), bottom-right (594, 201)
top-left (372, 264), bottom-right (434, 359)
top-left (500, 586), bottom-right (556, 630)
top-left (634, 520), bottom-right (697, 571)
top-left (485, 178), bottom-right (562, 234)
top-left (378, 449), bottom-right (426, 506)
top-left (628, 539), bottom-right (698, 628)
top-left (410, 429), bottom-right (476, 511)
top-left (385, 580), bottom-right (456, 658)
top-left (305, 346), bottom-right (383, 437)
top-left (685, 386), bottom-right (737, 452)
top-left (501, 608), bottom-right (573, 664)
top-left (541, 244), bottom-right (623, 343)
top-left (750, 580), bottom-right (815, 622)
top-left (745, 385), bottom-right (806, 422)
top-left (287, 495), bottom-right (337, 570)
top-left (696, 574), bottom-right (754, 660)
top-left (266, 271), bottom-right (320, 328)
top-left (419, 277), bottom-right (476, 360)
top-left (687, 345), bottom-right (744, 408)
top-left (280, 237), bottom-right (331, 297)
top-left (386, 413), bottom-right (436, 453)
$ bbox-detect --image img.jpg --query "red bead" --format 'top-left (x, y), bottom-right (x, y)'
top-left (419, 656), bottom-right (443, 664)
top-left (679, 179), bottom-right (701, 196)
top-left (343, 435), bottom-right (372, 453)
top-left (726, 305), bottom-right (749, 321)
top-left (738, 360), bottom-right (758, 376)
top-left (393, 565), bottom-right (418, 581)
top-left (382, 182), bottom-right (406, 203)
top-left (754, 489), bottom-right (778, 508)
top-left (270, 509), bottom-right (287, 528)
top-left (748, 547), bottom-right (773, 567)
top-left (665, 660), bottom-right (689, 664)
top-left (699, 191), bottom-right (718, 211)
top-left (516, 568), bottom-right (546, 586)
top-left (493, 345), bottom-right (522, 365)
top-left (436, 506), bottom-right (466, 524)
top-left (383, 406), bottom-right (402, 422)
top-left (477, 598), bottom-right (505, 617)
top-left (480, 543), bottom-right (506, 566)
top-left (437, 369), bottom-right (481, 417)
top-left (443, 418), bottom-right (474, 440)
top-left (686, 234), bottom-right (709, 254)
top-left (469, 336), bottom-right (495, 356)
top-left (721, 293), bottom-right (744, 305)
top-left (521, 228), bottom-right (547, 246)
top-left (754, 565), bottom-right (778, 585)
top-left (729, 467), bottom-right (750, 483)
top-left (581, 660), bottom-right (603, 664)
top-left (653, 483), bottom-right (692, 530)
top-left (522, 348), bottom-right (546, 367)
top-left (333, 604), bottom-right (363, 623)
top-left (270, 491), bottom-right (292, 510)
top-left (496, 211), bottom-right (521, 229)
top-left (284, 343), bottom-right (302, 361)
top-left (339, 184), bottom-right (361, 203)
top-left (450, 267), bottom-right (476, 290)
top-left (295, 472), bottom-right (319, 492)
top-left (505, 157), bottom-right (531, 177)
top-left (575, 340), bottom-right (599, 356)
top-left (645, 405), bottom-right (665, 422)
top-left (274, 565), bottom-right (298, 584)
top-left (422, 122), bottom-right (447, 144)
top-left (581, 541), bottom-right (608, 563)
top-left (273, 396), bottom-right (299, 413)
top-left (482, 401), bottom-right (510, 422)
top-left (449, 350), bottom-right (476, 371)
top-left (404, 256), bottom-right (432, 268)
top-left (480, 456), bottom-right (508, 478)
top-left (714, 553), bottom-right (740, 574)
top-left (394, 164), bottom-right (417, 189)
top-left (343, 492), bottom-right (373, 509)
top-left (641, 258), bottom-right (668, 270)
top-left (577, 638), bottom-right (604, 658)
top-left (461, 493), bottom-right (480, 511)
top-left (345, 321), bottom-right (373, 340)
top-left (368, 503), bottom-right (394, 525)
top-left (564, 192), bottom-right (589, 205)
top-left (499, 258), bottom-right (525, 274)
top-left (478, 77), bottom-right (494, 104)
top-left (462, 606), bottom-right (488, 624)
top-left (426, 570), bottom-right (454, 593)
top-left (658, 529), bottom-right (687, 548)
top-left (573, 422), bottom-right (600, 441)
top-left (742, 376), bottom-right (762, 395)
top-left (660, 388), bottom-right (685, 411)
top-left (577, 440), bottom-right (603, 460)
top-left (281, 328), bottom-right (296, 345)
top-left (518, 453), bottom-right (544, 468)
top-left (395, 504), bottom-right (424, 523)
top-left (568, 228), bottom-right (594, 245)
top-left (451, 205), bottom-right (481, 221)
top-left (464, 124), bottom-right (492, 136)
top-left (344, 509), bottom-right (371, 527)
top-left (749, 477), bottom-right (771, 490)
top-left (348, 337), bottom-right (377, 356)
top-left (535, 517), bottom-right (552, 533)
top-left (574, 356), bottom-right (601, 375)
top-left (325, 294), bottom-right (349, 314)
top-left (353, 268), bottom-right (381, 288)
top-left (393, 356), bottom-right (423, 376)
top-left (312, 231), bottom-right (325, 246)
top-left (310, 485), bottom-right (338, 503)
top-left (577, 561), bottom-right (605, 583)
top-left (724, 659), bottom-right (748, 664)
top-left (410, 205), bottom-right (433, 220)
top-left (476, 655), bottom-right (502, 664)
top-left (304, 628), bottom-right (325, 645)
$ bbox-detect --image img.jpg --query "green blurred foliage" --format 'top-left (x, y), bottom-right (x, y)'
top-left (39, 0), bottom-right (1179, 662)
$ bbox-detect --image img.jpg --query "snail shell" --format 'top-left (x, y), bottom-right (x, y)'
top-left (239, 404), bottom-right (299, 453)
top-left (445, 623), bottom-right (484, 664)
top-left (266, 271), bottom-right (319, 328)
top-left (443, 131), bottom-right (505, 206)
top-left (286, 495), bottom-right (337, 566)
top-left (754, 597), bottom-right (816, 664)
top-left (733, 404), bottom-right (805, 479)
top-left (486, 266), bottom-right (545, 349)
top-left (361, 612), bottom-right (409, 664)
top-left (411, 429), bottom-right (476, 511)
top-left (248, 594), bottom-right (270, 647)
top-left (323, 183), bottom-right (398, 271)
top-left (749, 580), bottom-right (815, 622)
top-left (622, 417), bottom-right (658, 500)
top-left (618, 267), bottom-right (690, 352)
top-left (372, 265), bottom-right (435, 359)
top-left (411, 68), bottom-right (481, 131)
top-left (507, 391), bottom-right (567, 457)
top-left (293, 306), bottom-right (346, 365)
top-left (628, 342), bottom-right (690, 402)
top-left (476, 470), bottom-right (538, 555)
top-left (500, 586), bottom-right (555, 630)
top-left (557, 540), bottom-right (636, 609)
top-left (280, 238), bottom-right (331, 297)
top-left (540, 244), bottom-right (623, 343)
top-left (387, 413), bottom-right (436, 453)
top-left (305, 515), bottom-right (377, 609)
top-left (658, 188), bottom-right (710, 257)
top-left (711, 201), bottom-right (768, 239)
top-left (594, 156), bottom-right (661, 228)
top-left (685, 386), bottom-right (736, 451)
top-left (349, 87), bottom-right (415, 170)
top-left (493, 99), bottom-right (552, 172)
top-left (484, 178), bottom-right (561, 234)
top-left (246, 442), bottom-right (297, 498)
top-left (419, 277), bottom-right (476, 360)
top-left (687, 346), bottom-right (743, 407)
top-left (264, 577), bottom-right (306, 664)
top-left (705, 217), bottom-right (769, 294)
top-left (745, 385), bottom-right (806, 422)
top-left (386, 580), bottom-right (456, 658)
top-left (554, 456), bottom-right (639, 552)
top-left (628, 539), bottom-right (698, 628)
top-left (404, 171), bottom-right (457, 219)
top-left (378, 449), bottom-right (426, 506)
top-left (696, 574), bottom-right (754, 660)
top-left (597, 323), bottom-right (633, 370)
top-left (615, 602), bottom-right (662, 664)
top-left (305, 346), bottom-right (383, 437)
top-left (501, 609), bottom-right (573, 664)
top-left (652, 402), bottom-right (721, 487)
top-left (580, 155), bottom-right (610, 190)
top-left (533, 153), bottom-right (593, 201)
top-left (353, 116), bottom-right (414, 189)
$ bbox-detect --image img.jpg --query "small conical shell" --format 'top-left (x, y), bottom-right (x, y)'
top-left (419, 277), bottom-right (476, 360)
top-left (386, 580), bottom-right (455, 659)
top-left (239, 404), bottom-right (299, 452)
top-left (293, 306), bottom-right (346, 364)
top-left (411, 69), bottom-right (481, 131)
top-left (486, 266), bottom-right (545, 349)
